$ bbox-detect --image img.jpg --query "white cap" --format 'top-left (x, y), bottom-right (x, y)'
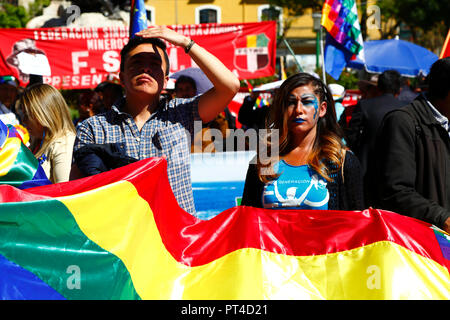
top-left (328, 83), bottom-right (346, 101)
top-left (165, 78), bottom-right (176, 90)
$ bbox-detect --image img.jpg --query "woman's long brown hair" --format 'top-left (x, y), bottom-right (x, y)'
top-left (257, 73), bottom-right (346, 183)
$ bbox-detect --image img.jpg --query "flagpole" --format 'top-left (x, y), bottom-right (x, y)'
top-left (320, 26), bottom-right (326, 85)
top-left (129, 0), bottom-right (135, 38)
top-left (283, 38), bottom-right (303, 72)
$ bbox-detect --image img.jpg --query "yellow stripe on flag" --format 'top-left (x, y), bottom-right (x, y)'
top-left (60, 181), bottom-right (450, 300)
top-left (0, 137), bottom-right (21, 177)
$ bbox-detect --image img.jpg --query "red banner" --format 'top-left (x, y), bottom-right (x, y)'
top-left (0, 21), bottom-right (276, 89)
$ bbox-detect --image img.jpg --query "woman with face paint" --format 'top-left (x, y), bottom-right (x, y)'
top-left (241, 73), bottom-right (365, 211)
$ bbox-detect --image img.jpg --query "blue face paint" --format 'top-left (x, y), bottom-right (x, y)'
top-left (293, 118), bottom-right (305, 124)
top-left (299, 93), bottom-right (319, 120)
top-left (289, 92), bottom-right (320, 124)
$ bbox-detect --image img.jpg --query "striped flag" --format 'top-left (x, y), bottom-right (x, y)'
top-left (321, 0), bottom-right (365, 79)
top-left (129, 0), bottom-right (148, 39)
top-left (0, 120), bottom-right (50, 189)
top-left (0, 157), bottom-right (448, 299)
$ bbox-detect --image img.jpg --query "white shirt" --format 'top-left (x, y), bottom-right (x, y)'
top-left (425, 97), bottom-right (450, 138)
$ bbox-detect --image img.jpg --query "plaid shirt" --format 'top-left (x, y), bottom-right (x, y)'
top-left (74, 96), bottom-right (201, 214)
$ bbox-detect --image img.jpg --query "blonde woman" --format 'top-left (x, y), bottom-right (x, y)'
top-left (241, 73), bottom-right (364, 211)
top-left (19, 83), bottom-right (76, 183)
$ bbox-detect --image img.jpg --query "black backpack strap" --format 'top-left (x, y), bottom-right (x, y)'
top-left (398, 104), bottom-right (423, 140)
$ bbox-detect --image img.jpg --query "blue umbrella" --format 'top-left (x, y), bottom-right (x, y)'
top-left (348, 39), bottom-right (438, 77)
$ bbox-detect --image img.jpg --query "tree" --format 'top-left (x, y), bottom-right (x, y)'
top-left (28, 0), bottom-right (51, 19)
top-left (0, 3), bottom-right (29, 28)
top-left (373, 0), bottom-right (449, 52)
top-left (376, 0), bottom-right (449, 39)
top-left (0, 0), bottom-right (50, 28)
top-left (268, 0), bottom-right (322, 41)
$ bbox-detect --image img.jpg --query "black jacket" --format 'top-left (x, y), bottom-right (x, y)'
top-left (373, 95), bottom-right (450, 228)
top-left (238, 96), bottom-right (269, 130)
top-left (346, 93), bottom-right (405, 177)
top-left (241, 151), bottom-right (365, 211)
top-left (73, 142), bottom-right (138, 177)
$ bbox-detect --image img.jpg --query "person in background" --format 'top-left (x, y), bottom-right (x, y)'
top-left (73, 90), bottom-right (105, 127)
top-left (345, 70), bottom-right (404, 205)
top-left (241, 73), bottom-right (364, 211)
top-left (338, 75), bottom-right (379, 130)
top-left (175, 74), bottom-right (236, 130)
top-left (357, 75), bottom-right (379, 100)
top-left (175, 75), bottom-right (230, 153)
top-left (18, 83), bottom-right (76, 183)
top-left (398, 77), bottom-right (418, 104)
top-left (0, 76), bottom-right (20, 126)
top-left (27, 74), bottom-right (44, 88)
top-left (174, 75), bottom-right (197, 99)
top-left (95, 76), bottom-right (124, 110)
top-left (373, 58), bottom-right (450, 233)
top-left (238, 90), bottom-right (270, 132)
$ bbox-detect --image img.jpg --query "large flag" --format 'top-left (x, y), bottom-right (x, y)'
top-left (129, 0), bottom-right (148, 38)
top-left (0, 157), bottom-right (448, 299)
top-left (0, 120), bottom-right (51, 189)
top-left (440, 29), bottom-right (450, 58)
top-left (321, 0), bottom-right (365, 79)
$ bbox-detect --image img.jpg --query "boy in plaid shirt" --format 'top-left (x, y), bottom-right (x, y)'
top-left (73, 26), bottom-right (240, 214)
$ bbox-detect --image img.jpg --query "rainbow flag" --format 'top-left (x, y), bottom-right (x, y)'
top-left (255, 96), bottom-right (269, 108)
top-left (14, 124), bottom-right (30, 146)
top-left (0, 157), bottom-right (449, 300)
top-left (0, 120), bottom-right (51, 189)
top-left (321, 0), bottom-right (365, 79)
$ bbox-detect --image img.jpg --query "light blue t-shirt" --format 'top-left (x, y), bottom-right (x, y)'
top-left (262, 160), bottom-right (329, 210)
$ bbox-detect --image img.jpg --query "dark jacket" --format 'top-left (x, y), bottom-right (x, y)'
top-left (373, 95), bottom-right (450, 228)
top-left (241, 151), bottom-right (365, 211)
top-left (346, 94), bottom-right (405, 206)
top-left (346, 93), bottom-right (405, 177)
top-left (238, 96), bottom-right (269, 130)
top-left (73, 142), bottom-right (138, 177)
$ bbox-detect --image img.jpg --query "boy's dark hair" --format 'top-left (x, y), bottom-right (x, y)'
top-left (175, 75), bottom-right (197, 92)
top-left (120, 36), bottom-right (170, 75)
top-left (427, 57), bottom-right (450, 100)
top-left (377, 70), bottom-right (401, 95)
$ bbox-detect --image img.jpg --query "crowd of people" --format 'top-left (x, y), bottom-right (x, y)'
top-left (0, 25), bottom-right (448, 233)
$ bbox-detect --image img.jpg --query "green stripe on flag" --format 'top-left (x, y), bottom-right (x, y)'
top-left (0, 141), bottom-right (40, 187)
top-left (0, 199), bottom-right (141, 300)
